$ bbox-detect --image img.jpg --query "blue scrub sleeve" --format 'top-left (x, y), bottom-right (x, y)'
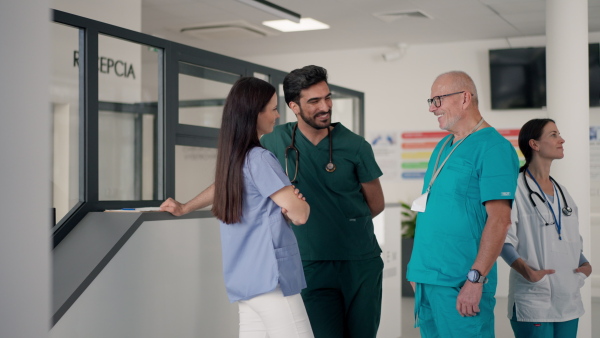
top-left (248, 148), bottom-right (291, 198)
top-left (580, 253), bottom-right (589, 266)
top-left (500, 243), bottom-right (520, 266)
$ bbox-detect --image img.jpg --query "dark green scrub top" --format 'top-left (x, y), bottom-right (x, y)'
top-left (261, 122), bottom-right (383, 261)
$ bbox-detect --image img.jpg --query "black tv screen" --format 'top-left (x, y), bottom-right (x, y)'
top-left (589, 43), bottom-right (600, 106)
top-left (490, 47), bottom-right (546, 109)
top-left (490, 43), bottom-right (600, 109)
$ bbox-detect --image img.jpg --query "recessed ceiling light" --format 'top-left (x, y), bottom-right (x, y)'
top-left (262, 18), bottom-right (330, 32)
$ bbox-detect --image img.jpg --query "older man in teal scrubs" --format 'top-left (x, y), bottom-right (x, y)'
top-left (407, 71), bottom-right (518, 338)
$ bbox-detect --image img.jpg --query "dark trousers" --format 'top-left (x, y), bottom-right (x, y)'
top-left (300, 256), bottom-right (383, 338)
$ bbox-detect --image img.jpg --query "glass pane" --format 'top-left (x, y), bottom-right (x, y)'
top-left (331, 92), bottom-right (360, 134)
top-left (175, 146), bottom-right (217, 204)
top-left (51, 22), bottom-right (81, 225)
top-left (253, 72), bottom-right (270, 82)
top-left (178, 64), bottom-right (240, 128)
top-left (98, 34), bottom-right (160, 200)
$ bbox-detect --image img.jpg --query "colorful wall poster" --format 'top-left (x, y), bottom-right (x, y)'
top-left (399, 129), bottom-right (522, 180)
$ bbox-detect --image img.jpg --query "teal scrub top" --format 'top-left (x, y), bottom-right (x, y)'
top-left (261, 122), bottom-right (383, 261)
top-left (407, 127), bottom-right (518, 292)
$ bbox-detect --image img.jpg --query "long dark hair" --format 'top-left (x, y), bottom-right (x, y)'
top-left (518, 118), bottom-right (555, 172)
top-left (212, 77), bottom-right (276, 224)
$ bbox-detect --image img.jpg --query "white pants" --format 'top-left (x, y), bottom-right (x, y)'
top-left (238, 286), bottom-right (314, 338)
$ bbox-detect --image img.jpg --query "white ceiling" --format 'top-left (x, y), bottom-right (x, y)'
top-left (142, 0), bottom-right (600, 58)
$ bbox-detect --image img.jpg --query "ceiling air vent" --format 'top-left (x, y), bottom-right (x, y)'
top-left (372, 10), bottom-right (433, 23)
top-left (180, 21), bottom-right (276, 40)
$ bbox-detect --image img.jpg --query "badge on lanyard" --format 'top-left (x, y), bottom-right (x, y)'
top-left (411, 192), bottom-right (429, 212)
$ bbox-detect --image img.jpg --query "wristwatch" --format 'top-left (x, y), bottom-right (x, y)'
top-left (467, 269), bottom-right (488, 284)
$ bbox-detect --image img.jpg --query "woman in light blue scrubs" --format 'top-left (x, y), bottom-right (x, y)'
top-left (162, 77), bottom-right (313, 338)
top-left (501, 118), bottom-right (592, 338)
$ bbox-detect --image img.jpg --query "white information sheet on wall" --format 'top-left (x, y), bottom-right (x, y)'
top-left (367, 131), bottom-right (400, 181)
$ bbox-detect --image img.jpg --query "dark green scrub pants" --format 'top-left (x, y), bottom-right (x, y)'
top-left (301, 257), bottom-right (383, 338)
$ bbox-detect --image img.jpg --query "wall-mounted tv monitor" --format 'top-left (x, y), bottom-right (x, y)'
top-left (490, 43), bottom-right (600, 109)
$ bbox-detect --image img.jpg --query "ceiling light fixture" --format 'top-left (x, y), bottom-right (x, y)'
top-left (262, 18), bottom-right (330, 32)
top-left (237, 0), bottom-right (301, 23)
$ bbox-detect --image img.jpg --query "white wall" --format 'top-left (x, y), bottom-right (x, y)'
top-left (0, 1), bottom-right (51, 338)
top-left (374, 206), bottom-right (402, 338)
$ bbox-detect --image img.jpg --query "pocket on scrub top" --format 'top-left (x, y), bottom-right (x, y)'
top-left (274, 243), bottom-right (300, 260)
top-left (513, 273), bottom-right (552, 309)
top-left (440, 164), bottom-right (472, 198)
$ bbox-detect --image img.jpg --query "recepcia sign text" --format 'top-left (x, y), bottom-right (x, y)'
top-left (73, 51), bottom-right (136, 79)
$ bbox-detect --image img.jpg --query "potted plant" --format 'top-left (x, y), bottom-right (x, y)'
top-left (400, 202), bottom-right (417, 297)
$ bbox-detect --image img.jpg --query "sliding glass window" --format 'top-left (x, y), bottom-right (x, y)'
top-left (175, 63), bottom-right (240, 202)
top-left (178, 63), bottom-right (240, 128)
top-left (98, 35), bottom-right (160, 201)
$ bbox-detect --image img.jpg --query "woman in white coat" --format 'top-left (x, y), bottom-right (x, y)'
top-left (500, 118), bottom-right (592, 338)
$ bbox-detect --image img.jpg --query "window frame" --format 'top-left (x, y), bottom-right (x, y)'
top-left (51, 9), bottom-right (364, 247)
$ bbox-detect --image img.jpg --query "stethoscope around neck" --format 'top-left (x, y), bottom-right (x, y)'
top-left (523, 169), bottom-right (572, 217)
top-left (285, 123), bottom-right (336, 183)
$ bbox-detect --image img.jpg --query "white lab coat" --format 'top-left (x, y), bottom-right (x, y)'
top-left (505, 172), bottom-right (586, 322)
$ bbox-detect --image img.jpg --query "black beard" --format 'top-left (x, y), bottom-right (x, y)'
top-left (298, 108), bottom-right (332, 130)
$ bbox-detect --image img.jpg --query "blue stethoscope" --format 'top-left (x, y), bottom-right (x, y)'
top-left (524, 169), bottom-right (572, 240)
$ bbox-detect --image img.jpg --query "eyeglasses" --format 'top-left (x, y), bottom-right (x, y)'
top-left (427, 91), bottom-right (465, 108)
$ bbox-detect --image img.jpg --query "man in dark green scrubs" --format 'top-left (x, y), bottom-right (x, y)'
top-left (261, 65), bottom-right (385, 338)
